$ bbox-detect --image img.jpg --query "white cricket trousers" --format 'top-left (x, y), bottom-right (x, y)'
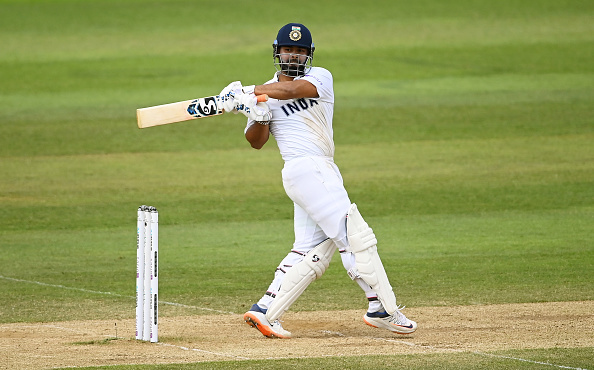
top-left (257, 156), bottom-right (378, 310)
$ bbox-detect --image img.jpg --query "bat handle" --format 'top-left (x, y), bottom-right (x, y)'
top-left (256, 94), bottom-right (269, 102)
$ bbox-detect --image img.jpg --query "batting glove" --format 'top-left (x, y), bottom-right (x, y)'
top-left (219, 81), bottom-right (243, 113)
top-left (242, 85), bottom-right (256, 95)
top-left (235, 93), bottom-right (272, 124)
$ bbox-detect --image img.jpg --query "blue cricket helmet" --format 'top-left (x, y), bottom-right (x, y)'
top-left (272, 23), bottom-right (315, 77)
top-left (273, 23), bottom-right (315, 51)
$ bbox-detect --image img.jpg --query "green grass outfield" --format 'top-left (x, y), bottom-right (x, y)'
top-left (1, 0), bottom-right (593, 368)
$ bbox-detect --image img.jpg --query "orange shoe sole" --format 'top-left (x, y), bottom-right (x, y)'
top-left (243, 312), bottom-right (290, 339)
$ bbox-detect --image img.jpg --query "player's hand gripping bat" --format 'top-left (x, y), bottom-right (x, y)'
top-left (136, 94), bottom-right (269, 128)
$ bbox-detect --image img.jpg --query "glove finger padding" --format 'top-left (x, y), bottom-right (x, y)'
top-left (220, 96), bottom-right (236, 113)
top-left (253, 102), bottom-right (272, 123)
top-left (235, 93), bottom-right (272, 123)
top-left (219, 81), bottom-right (243, 113)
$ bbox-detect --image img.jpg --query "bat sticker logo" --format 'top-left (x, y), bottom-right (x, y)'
top-left (187, 97), bottom-right (219, 118)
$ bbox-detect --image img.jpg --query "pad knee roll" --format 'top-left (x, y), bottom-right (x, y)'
top-left (266, 239), bottom-right (336, 322)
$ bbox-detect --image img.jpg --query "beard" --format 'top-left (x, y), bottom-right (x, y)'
top-left (280, 62), bottom-right (305, 77)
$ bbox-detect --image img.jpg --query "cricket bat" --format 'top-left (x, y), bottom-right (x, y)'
top-left (136, 94), bottom-right (269, 128)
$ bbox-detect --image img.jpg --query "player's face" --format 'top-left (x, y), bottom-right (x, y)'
top-left (279, 46), bottom-right (309, 64)
top-left (278, 45), bottom-right (310, 77)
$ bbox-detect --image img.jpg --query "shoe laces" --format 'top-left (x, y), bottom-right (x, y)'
top-left (271, 319), bottom-right (290, 335)
top-left (387, 305), bottom-right (409, 325)
top-left (271, 319), bottom-right (284, 329)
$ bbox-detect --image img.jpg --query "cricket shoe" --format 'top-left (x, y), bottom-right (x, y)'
top-left (363, 307), bottom-right (417, 334)
top-left (243, 304), bottom-right (291, 339)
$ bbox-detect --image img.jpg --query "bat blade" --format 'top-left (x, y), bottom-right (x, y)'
top-left (136, 94), bottom-right (269, 128)
top-left (137, 95), bottom-right (222, 128)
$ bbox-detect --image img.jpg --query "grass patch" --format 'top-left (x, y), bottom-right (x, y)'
top-left (62, 348), bottom-right (594, 369)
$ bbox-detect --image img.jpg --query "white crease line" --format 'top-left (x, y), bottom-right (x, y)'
top-left (474, 351), bottom-right (588, 370)
top-left (320, 330), bottom-right (346, 337)
top-left (263, 353), bottom-right (343, 360)
top-left (157, 342), bottom-right (251, 360)
top-left (0, 275), bottom-right (235, 314)
top-left (375, 338), bottom-right (588, 370)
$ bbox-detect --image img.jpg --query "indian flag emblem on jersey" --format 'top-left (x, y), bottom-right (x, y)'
top-left (289, 26), bottom-right (302, 41)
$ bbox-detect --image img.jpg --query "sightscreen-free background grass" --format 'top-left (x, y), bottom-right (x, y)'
top-left (1, 0), bottom-right (592, 368)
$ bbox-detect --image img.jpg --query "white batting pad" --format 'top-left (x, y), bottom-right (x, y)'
top-left (266, 239), bottom-right (336, 322)
top-left (347, 203), bottom-right (398, 314)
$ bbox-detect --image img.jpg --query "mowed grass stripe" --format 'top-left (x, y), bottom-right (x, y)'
top-left (1, 133), bottom-right (591, 231)
top-left (1, 1), bottom-right (592, 63)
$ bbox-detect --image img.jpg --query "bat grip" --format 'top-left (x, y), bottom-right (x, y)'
top-left (256, 94), bottom-right (269, 102)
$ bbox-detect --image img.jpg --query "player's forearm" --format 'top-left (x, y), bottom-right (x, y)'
top-left (254, 80), bottom-right (318, 100)
top-left (245, 123), bottom-right (270, 149)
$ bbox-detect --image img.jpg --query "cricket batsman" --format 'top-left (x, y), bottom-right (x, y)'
top-left (219, 23), bottom-right (417, 338)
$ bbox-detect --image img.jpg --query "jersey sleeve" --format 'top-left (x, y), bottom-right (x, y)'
top-left (301, 67), bottom-right (334, 103)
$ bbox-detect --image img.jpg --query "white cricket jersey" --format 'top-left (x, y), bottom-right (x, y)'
top-left (246, 67), bottom-right (335, 161)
